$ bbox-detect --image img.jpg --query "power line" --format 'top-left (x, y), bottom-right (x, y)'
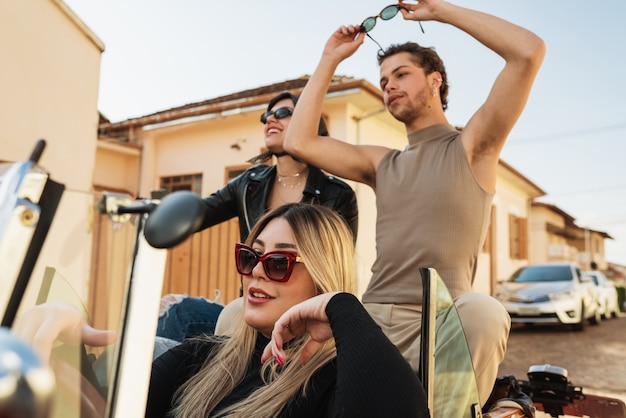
top-left (583, 219), bottom-right (626, 229)
top-left (540, 184), bottom-right (626, 197)
top-left (507, 122), bottom-right (626, 145)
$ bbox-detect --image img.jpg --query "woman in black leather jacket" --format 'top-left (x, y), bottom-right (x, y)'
top-left (197, 91), bottom-right (358, 242)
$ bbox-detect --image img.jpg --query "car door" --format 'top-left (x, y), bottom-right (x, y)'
top-left (576, 266), bottom-right (596, 319)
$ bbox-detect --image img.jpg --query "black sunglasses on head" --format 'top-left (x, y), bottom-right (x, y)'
top-left (260, 107), bottom-right (293, 124)
top-left (360, 5), bottom-right (424, 51)
top-left (235, 243), bottom-right (303, 282)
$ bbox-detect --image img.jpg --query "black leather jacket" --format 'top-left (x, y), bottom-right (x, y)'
top-left (199, 164), bottom-right (358, 242)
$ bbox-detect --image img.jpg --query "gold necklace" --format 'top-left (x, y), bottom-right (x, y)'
top-left (276, 169), bottom-right (308, 189)
top-left (274, 185), bottom-right (301, 204)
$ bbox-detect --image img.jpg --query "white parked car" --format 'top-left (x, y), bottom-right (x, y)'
top-left (497, 262), bottom-right (601, 331)
top-left (585, 270), bottom-right (620, 319)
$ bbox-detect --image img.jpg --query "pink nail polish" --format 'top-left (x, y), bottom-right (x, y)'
top-left (276, 356), bottom-right (285, 366)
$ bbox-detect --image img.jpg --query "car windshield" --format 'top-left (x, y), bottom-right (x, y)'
top-left (586, 273), bottom-right (600, 286)
top-left (5, 189), bottom-right (139, 418)
top-left (510, 266), bottom-right (573, 283)
top-left (1, 155), bottom-right (159, 418)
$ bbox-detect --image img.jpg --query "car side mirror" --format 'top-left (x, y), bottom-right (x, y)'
top-left (144, 191), bottom-right (206, 249)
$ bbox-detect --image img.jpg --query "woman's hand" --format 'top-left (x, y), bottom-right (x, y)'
top-left (261, 292), bottom-right (340, 366)
top-left (13, 301), bottom-right (117, 365)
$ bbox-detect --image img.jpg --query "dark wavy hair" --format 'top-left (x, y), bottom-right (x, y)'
top-left (267, 91), bottom-right (329, 136)
top-left (377, 42), bottom-right (449, 111)
top-left (248, 92), bottom-right (329, 164)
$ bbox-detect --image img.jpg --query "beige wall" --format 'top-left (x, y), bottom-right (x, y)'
top-left (493, 186), bottom-right (529, 281)
top-left (528, 202), bottom-right (612, 270)
top-left (528, 206), bottom-right (551, 263)
top-left (588, 232), bottom-right (608, 270)
top-left (1, 0), bottom-right (103, 303)
top-left (570, 229), bottom-right (608, 270)
top-left (474, 163), bottom-right (544, 291)
top-left (139, 111), bottom-right (264, 196)
top-left (94, 142), bottom-right (141, 195)
top-left (529, 206), bottom-right (579, 265)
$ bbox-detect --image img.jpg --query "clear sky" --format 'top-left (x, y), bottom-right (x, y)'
top-left (64, 0), bottom-right (626, 265)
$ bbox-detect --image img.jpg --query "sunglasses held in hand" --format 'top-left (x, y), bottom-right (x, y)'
top-left (360, 4), bottom-right (425, 52)
top-left (235, 243), bottom-right (303, 282)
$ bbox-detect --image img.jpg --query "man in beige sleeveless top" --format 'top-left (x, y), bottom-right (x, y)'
top-left (283, 0), bottom-right (545, 409)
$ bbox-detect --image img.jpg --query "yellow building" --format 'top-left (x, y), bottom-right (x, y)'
top-left (530, 201), bottom-right (612, 270)
top-left (1, 0), bottom-right (104, 304)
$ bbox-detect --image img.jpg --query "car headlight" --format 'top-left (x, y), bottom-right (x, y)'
top-left (549, 290), bottom-right (574, 301)
top-left (496, 292), bottom-right (517, 302)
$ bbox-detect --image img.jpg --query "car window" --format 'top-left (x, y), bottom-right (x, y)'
top-left (510, 266), bottom-right (573, 283)
top-left (575, 267), bottom-right (584, 281)
top-left (586, 273), bottom-right (600, 286)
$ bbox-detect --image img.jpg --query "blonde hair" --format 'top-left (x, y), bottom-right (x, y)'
top-left (172, 203), bottom-right (357, 417)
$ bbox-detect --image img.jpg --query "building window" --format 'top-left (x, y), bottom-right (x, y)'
top-left (509, 214), bottom-right (528, 260)
top-left (223, 163), bottom-right (252, 184)
top-left (160, 173), bottom-right (202, 195)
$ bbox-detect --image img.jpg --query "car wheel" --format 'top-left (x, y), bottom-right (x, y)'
top-left (572, 304), bottom-right (585, 332)
top-left (589, 304), bottom-right (601, 325)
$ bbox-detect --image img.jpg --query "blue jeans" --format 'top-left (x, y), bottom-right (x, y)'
top-left (156, 295), bottom-right (224, 342)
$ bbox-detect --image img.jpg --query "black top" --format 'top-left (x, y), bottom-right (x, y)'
top-left (146, 293), bottom-right (428, 417)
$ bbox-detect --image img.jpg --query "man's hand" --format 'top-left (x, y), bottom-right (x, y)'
top-left (398, 0), bottom-right (445, 22)
top-left (321, 25), bottom-right (365, 64)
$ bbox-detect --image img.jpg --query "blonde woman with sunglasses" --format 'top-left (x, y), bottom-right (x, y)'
top-left (156, 90), bottom-right (358, 345)
top-left (147, 203), bottom-right (428, 418)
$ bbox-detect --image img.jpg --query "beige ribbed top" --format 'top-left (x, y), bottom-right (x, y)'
top-left (362, 124), bottom-right (493, 304)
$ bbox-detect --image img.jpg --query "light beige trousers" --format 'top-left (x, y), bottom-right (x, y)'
top-left (364, 292), bottom-right (511, 407)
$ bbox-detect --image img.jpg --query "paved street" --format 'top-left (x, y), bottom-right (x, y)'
top-left (498, 313), bottom-right (626, 403)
